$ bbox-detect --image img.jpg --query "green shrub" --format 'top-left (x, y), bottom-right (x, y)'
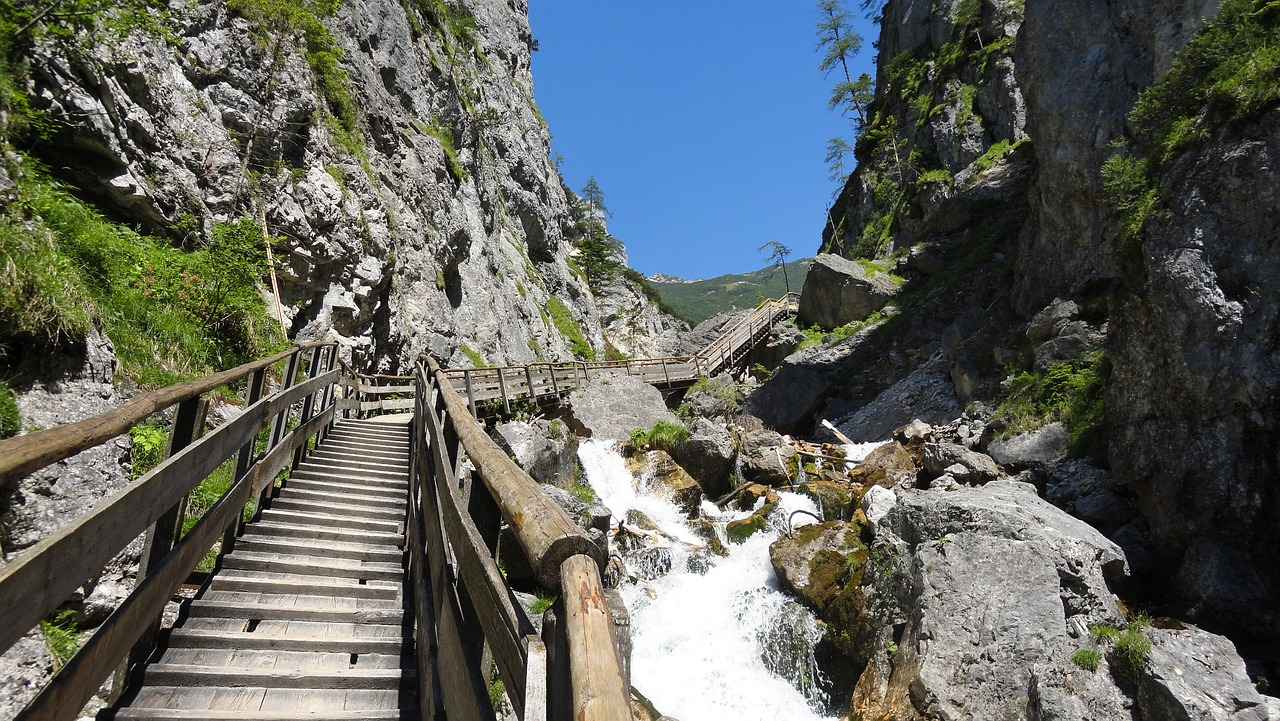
top-left (38, 609), bottom-right (80, 670)
top-left (0, 217), bottom-right (94, 353)
top-left (458, 343), bottom-right (485, 367)
top-left (545, 297), bottom-right (594, 361)
top-left (1111, 622), bottom-right (1153, 679)
top-left (1071, 647), bottom-right (1102, 671)
top-left (530, 591), bottom-right (556, 615)
top-left (0, 380), bottom-right (20, 439)
top-left (128, 422), bottom-right (170, 478)
top-left (993, 351), bottom-right (1108, 457)
top-left (627, 420), bottom-right (690, 453)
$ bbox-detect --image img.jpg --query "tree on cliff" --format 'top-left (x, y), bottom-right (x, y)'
top-left (575, 177), bottom-right (619, 291)
top-left (817, 0), bottom-right (874, 187)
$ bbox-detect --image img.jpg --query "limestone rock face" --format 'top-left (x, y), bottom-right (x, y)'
top-left (491, 420), bottom-right (577, 487)
top-left (738, 429), bottom-right (796, 487)
top-left (852, 481), bottom-right (1130, 721)
top-left (1139, 627), bottom-right (1280, 721)
top-left (21, 0), bottom-right (664, 370)
top-left (1109, 108), bottom-right (1280, 644)
top-left (796, 254), bottom-right (899, 331)
top-left (987, 422), bottom-right (1069, 470)
top-left (1013, 0), bottom-right (1220, 314)
top-left (564, 372), bottom-right (677, 441)
top-left (626, 450), bottom-right (703, 516)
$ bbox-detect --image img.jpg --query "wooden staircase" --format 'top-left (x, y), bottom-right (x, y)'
top-left (107, 418), bottom-right (417, 720)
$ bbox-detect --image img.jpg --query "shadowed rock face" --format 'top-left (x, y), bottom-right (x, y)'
top-left (1110, 109), bottom-right (1280, 644)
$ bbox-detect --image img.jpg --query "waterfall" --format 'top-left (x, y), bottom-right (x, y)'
top-left (578, 439), bottom-right (839, 721)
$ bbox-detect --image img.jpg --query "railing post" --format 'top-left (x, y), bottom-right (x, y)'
top-left (572, 362), bottom-right (580, 388)
top-left (548, 364), bottom-right (560, 396)
top-left (525, 365), bottom-right (536, 402)
top-left (316, 346), bottom-right (339, 443)
top-left (292, 345), bottom-right (326, 471)
top-left (269, 350), bottom-right (301, 449)
top-left (497, 368), bottom-right (511, 415)
top-left (237, 368), bottom-right (270, 521)
top-left (125, 395), bottom-right (208, 677)
top-left (465, 370), bottom-right (477, 418)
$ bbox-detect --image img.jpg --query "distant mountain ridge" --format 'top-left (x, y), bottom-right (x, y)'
top-left (649, 258), bottom-right (813, 324)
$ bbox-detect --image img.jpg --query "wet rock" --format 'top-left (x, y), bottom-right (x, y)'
top-left (670, 418), bottom-right (735, 497)
top-left (987, 422), bottom-right (1070, 470)
top-left (626, 450), bottom-right (703, 516)
top-left (725, 501), bottom-right (777, 544)
top-left (921, 442), bottom-right (1001, 485)
top-left (539, 484), bottom-right (608, 534)
top-left (769, 522), bottom-right (864, 612)
top-left (797, 254), bottom-right (900, 331)
top-left (734, 484), bottom-right (774, 511)
top-left (1139, 627), bottom-right (1280, 721)
top-left (796, 481), bottom-right (855, 522)
top-left (491, 419), bottom-right (578, 486)
top-left (565, 372), bottom-right (678, 441)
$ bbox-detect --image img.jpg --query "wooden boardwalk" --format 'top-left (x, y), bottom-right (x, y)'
top-left (107, 418), bottom-right (416, 720)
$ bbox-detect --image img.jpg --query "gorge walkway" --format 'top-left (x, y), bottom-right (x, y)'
top-left (0, 296), bottom-right (796, 721)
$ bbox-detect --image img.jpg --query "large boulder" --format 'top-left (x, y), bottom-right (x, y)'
top-left (829, 357), bottom-right (962, 443)
top-left (769, 521), bottom-right (864, 613)
top-left (847, 441), bottom-right (917, 489)
top-left (738, 429), bottom-right (796, 486)
top-left (851, 481), bottom-right (1131, 721)
top-left (565, 372), bottom-right (678, 441)
top-left (749, 320), bottom-right (805, 370)
top-left (921, 442), bottom-right (1001, 485)
top-left (491, 419), bottom-right (577, 486)
top-left (987, 422), bottom-right (1069, 470)
top-left (1138, 626), bottom-right (1280, 721)
top-left (797, 254), bottom-right (900, 331)
top-left (670, 418), bottom-right (736, 497)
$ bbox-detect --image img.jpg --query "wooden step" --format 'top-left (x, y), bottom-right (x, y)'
top-left (271, 488), bottom-right (404, 512)
top-left (106, 709), bottom-right (412, 720)
top-left (164, 628), bottom-right (404, 654)
top-left (316, 441), bottom-right (410, 460)
top-left (289, 467), bottom-right (409, 491)
top-left (258, 508), bottom-right (402, 534)
top-left (326, 428), bottom-right (409, 443)
top-left (246, 522), bottom-right (404, 548)
top-left (185, 600), bottom-right (406, 625)
top-left (306, 451), bottom-right (409, 472)
top-left (140, 664), bottom-right (410, 690)
top-left (283, 478), bottom-right (406, 501)
top-left (236, 533), bottom-right (403, 563)
top-left (267, 498), bottom-right (404, 522)
top-left (208, 574), bottom-right (400, 601)
top-left (221, 551), bottom-right (402, 582)
top-left (293, 462), bottom-right (408, 484)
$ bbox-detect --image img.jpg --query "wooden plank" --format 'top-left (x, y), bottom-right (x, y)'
top-left (559, 555), bottom-right (629, 721)
top-left (106, 709), bottom-right (408, 720)
top-left (141, 665), bottom-right (406, 690)
top-left (164, 629), bottom-right (402, 654)
top-left (522, 636), bottom-right (547, 721)
top-left (433, 578), bottom-right (496, 721)
top-left (185, 601), bottom-right (405, 625)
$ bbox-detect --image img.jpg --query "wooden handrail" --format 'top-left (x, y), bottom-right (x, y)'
top-left (0, 343), bottom-right (343, 721)
top-left (425, 358), bottom-right (603, 589)
top-left (0, 341), bottom-right (331, 488)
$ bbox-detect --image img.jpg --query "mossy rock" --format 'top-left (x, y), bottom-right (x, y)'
top-left (798, 480), bottom-right (855, 521)
top-left (848, 441), bottom-right (917, 489)
top-left (726, 502), bottom-right (776, 543)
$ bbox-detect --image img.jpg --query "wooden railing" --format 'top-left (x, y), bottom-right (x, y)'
top-left (0, 342), bottom-right (342, 721)
top-left (440, 293), bottom-right (799, 416)
top-left (412, 357), bottom-right (630, 721)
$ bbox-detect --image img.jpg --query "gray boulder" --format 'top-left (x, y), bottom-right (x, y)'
top-left (670, 418), bottom-right (735, 497)
top-left (738, 429), bottom-right (796, 487)
top-left (565, 372), bottom-right (678, 441)
top-left (1027, 298), bottom-right (1081, 343)
top-left (922, 442), bottom-right (1001, 485)
top-left (492, 419), bottom-right (577, 486)
top-left (1139, 627), bottom-right (1280, 721)
top-left (831, 356), bottom-right (962, 443)
top-left (749, 321), bottom-right (804, 370)
top-left (852, 481), bottom-right (1130, 721)
top-left (796, 254), bottom-right (900, 331)
top-left (987, 422), bottom-right (1070, 470)
top-left (1043, 460), bottom-right (1137, 536)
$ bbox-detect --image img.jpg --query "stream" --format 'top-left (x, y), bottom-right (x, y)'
top-left (578, 439), bottom-right (842, 721)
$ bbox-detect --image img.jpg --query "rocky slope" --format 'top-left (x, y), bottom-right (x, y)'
top-left (760, 0), bottom-right (1280, 712)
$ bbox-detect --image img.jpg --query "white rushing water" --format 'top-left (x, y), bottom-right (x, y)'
top-left (578, 439), bottom-right (839, 721)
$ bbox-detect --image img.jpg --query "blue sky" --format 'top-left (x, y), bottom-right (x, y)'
top-left (527, 2), bottom-right (879, 280)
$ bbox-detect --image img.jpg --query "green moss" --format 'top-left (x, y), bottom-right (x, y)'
top-left (545, 296), bottom-right (594, 360)
top-left (725, 503), bottom-right (775, 543)
top-left (421, 120), bottom-right (467, 182)
top-left (458, 343), bottom-right (485, 367)
top-left (1071, 647), bottom-right (1102, 672)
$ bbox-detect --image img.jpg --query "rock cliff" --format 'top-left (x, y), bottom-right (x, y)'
top-left (21, 0), bottom-right (668, 372)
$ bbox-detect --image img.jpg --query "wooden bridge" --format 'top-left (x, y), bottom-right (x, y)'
top-left (0, 295), bottom-right (796, 721)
